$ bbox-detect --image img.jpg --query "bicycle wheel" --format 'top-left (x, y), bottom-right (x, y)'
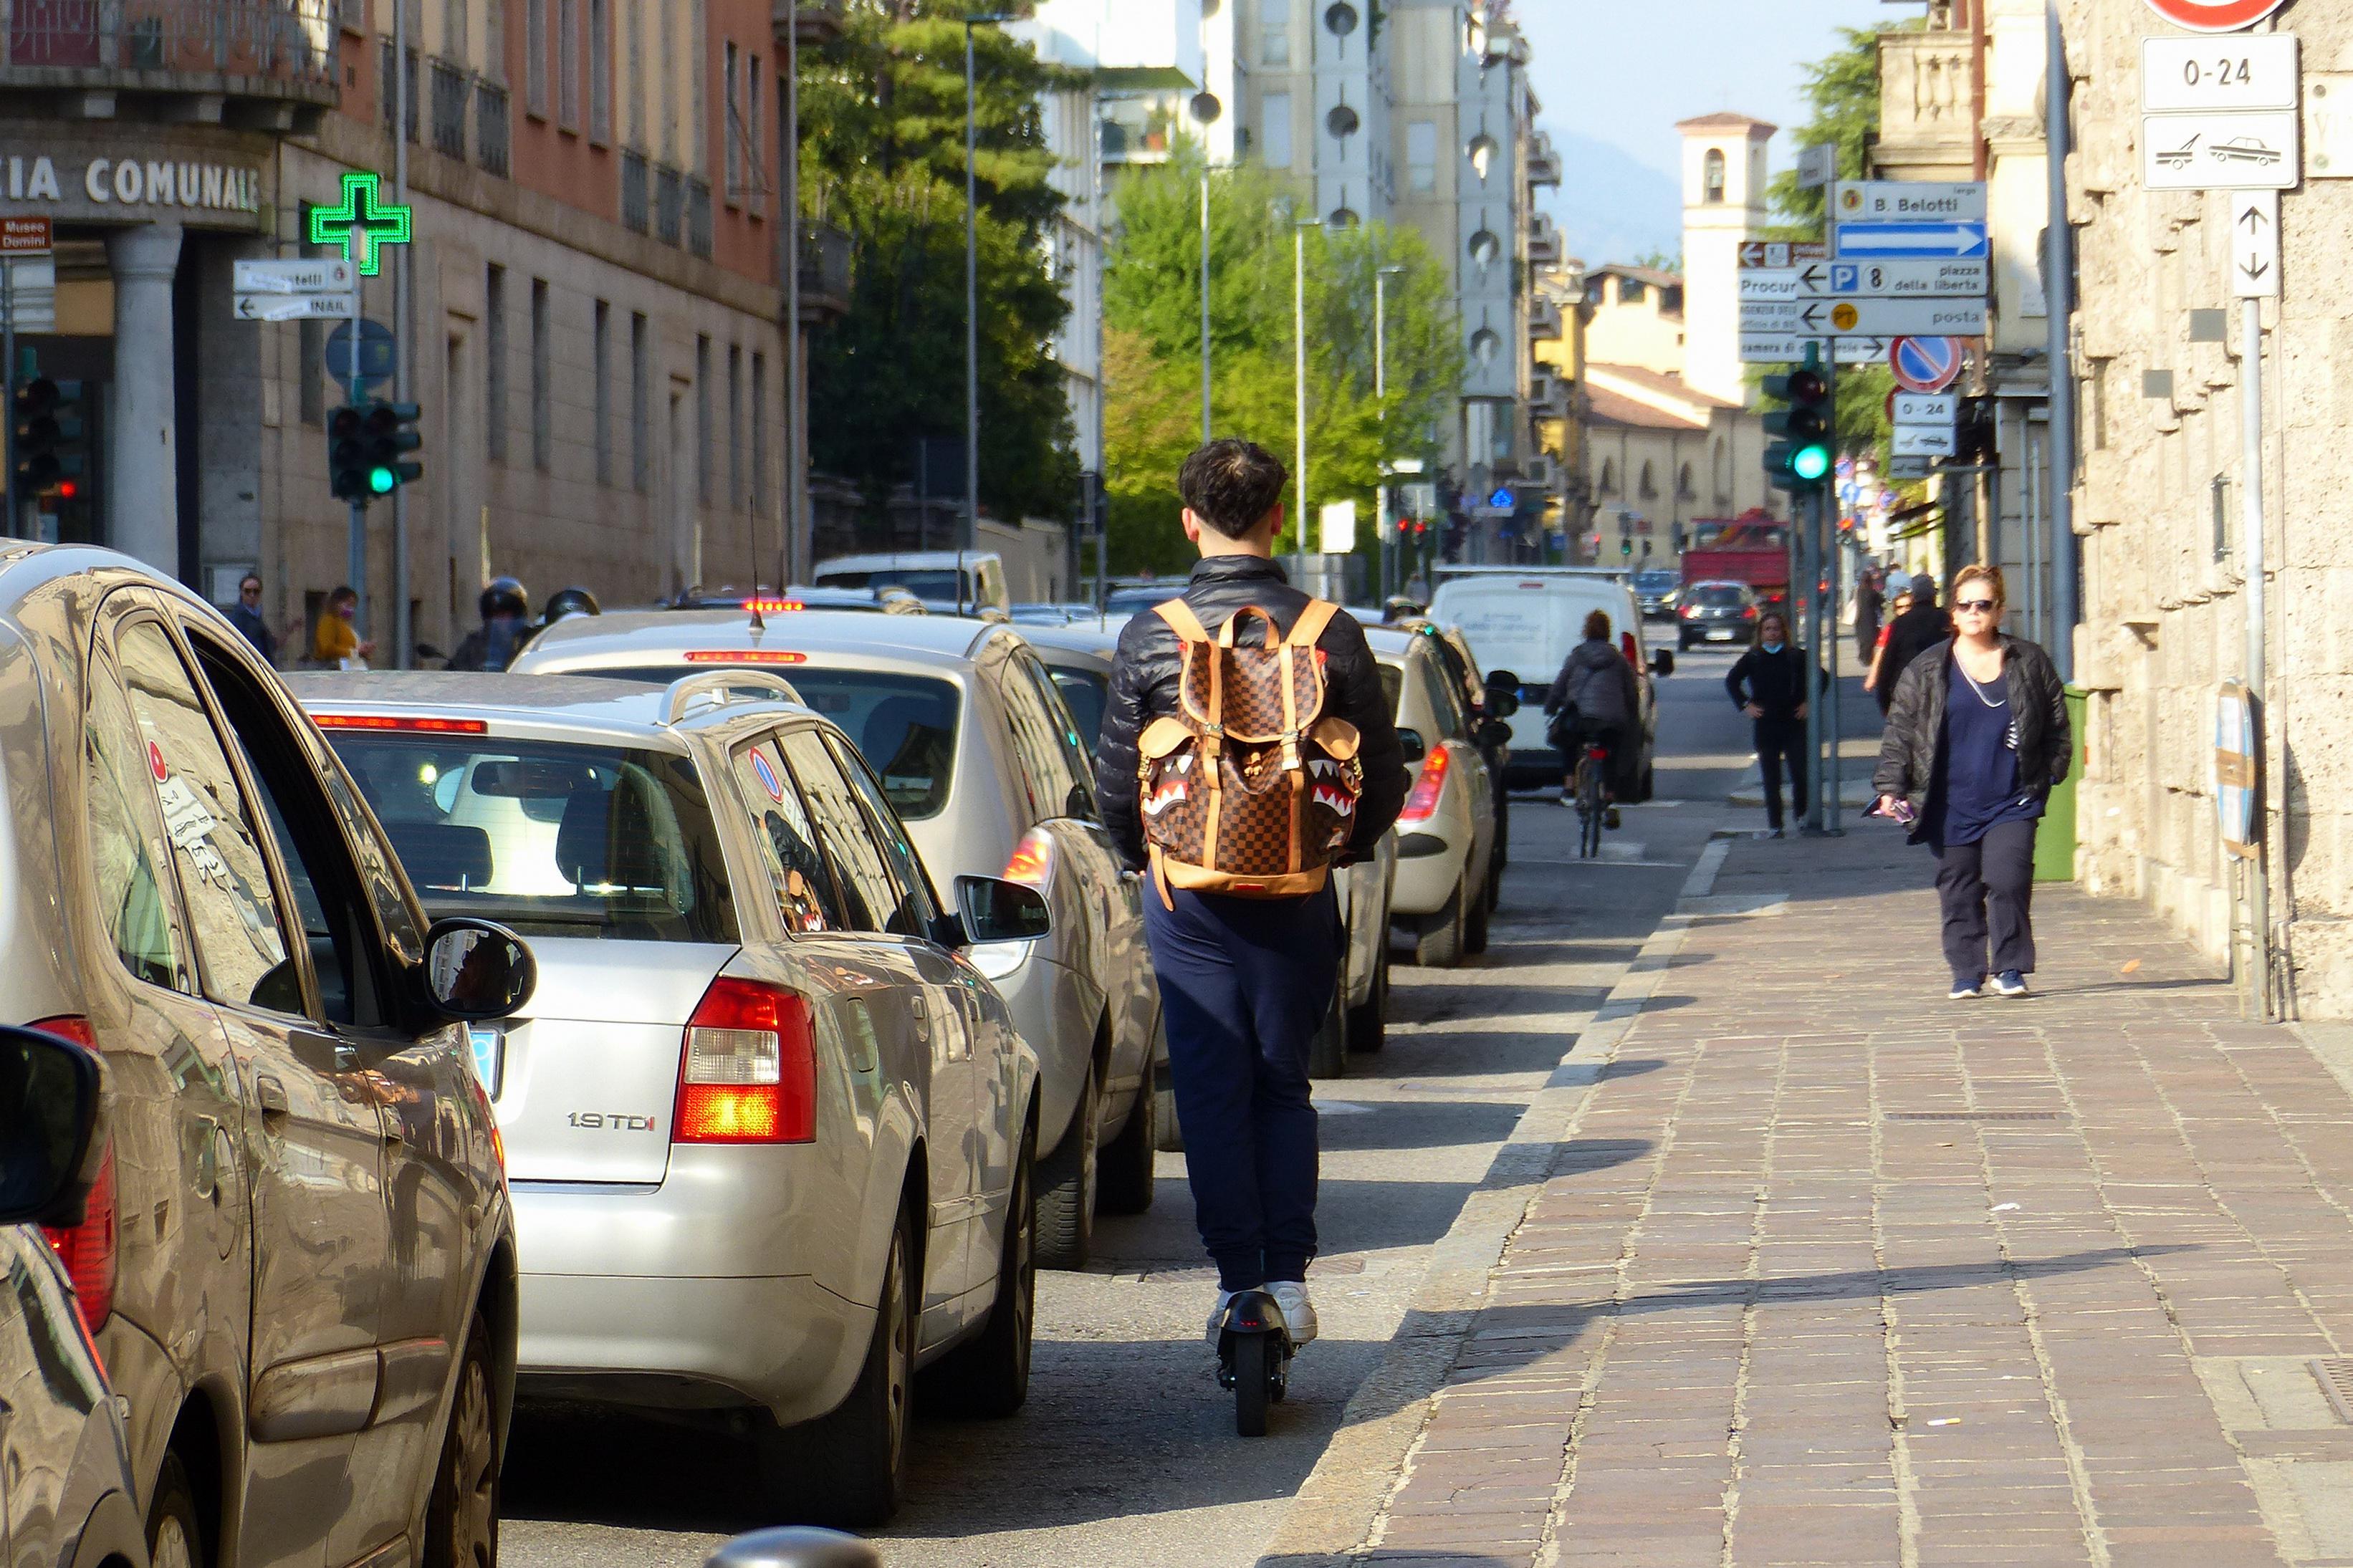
top-left (1580, 761), bottom-right (1606, 858)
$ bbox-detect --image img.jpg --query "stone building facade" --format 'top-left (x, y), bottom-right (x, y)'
top-left (2056, 1), bottom-right (2352, 1013)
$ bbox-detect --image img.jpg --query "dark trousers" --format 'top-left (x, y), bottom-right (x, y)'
top-left (1935, 817), bottom-right (2039, 980)
top-left (1754, 716), bottom-right (1808, 830)
top-left (1143, 883), bottom-right (1341, 1292)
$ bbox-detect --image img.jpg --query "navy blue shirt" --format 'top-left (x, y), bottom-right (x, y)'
top-left (1929, 657), bottom-right (2042, 849)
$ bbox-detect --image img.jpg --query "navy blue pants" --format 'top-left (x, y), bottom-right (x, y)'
top-left (1144, 882), bottom-right (1341, 1292)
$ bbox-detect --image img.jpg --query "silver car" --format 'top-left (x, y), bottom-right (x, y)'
top-left (1370, 625), bottom-right (1500, 968)
top-left (294, 671), bottom-right (1043, 1526)
top-left (0, 544), bottom-right (529, 1568)
top-left (512, 609), bottom-right (1162, 1266)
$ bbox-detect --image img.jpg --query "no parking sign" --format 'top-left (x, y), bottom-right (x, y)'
top-left (1889, 336), bottom-right (1963, 394)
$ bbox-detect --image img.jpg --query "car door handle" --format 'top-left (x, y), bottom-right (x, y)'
top-left (255, 1074), bottom-right (289, 1116)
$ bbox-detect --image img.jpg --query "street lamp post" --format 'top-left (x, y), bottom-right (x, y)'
top-left (1374, 262), bottom-right (1403, 600)
top-left (1293, 221), bottom-right (1311, 585)
top-left (963, 13), bottom-right (1014, 616)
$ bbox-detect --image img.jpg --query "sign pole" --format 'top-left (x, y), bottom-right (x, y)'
top-left (1824, 346), bottom-right (1843, 837)
top-left (2240, 293), bottom-right (2271, 1016)
top-left (4, 257), bottom-right (15, 537)
top-left (348, 278), bottom-right (365, 647)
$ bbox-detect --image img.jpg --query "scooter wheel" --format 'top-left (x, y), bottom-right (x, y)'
top-left (1232, 1334), bottom-right (1270, 1437)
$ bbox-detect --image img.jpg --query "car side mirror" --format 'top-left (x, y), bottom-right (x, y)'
top-left (1651, 649), bottom-right (1676, 678)
top-left (424, 919), bottom-right (538, 1020)
top-left (0, 1024), bottom-right (105, 1228)
top-left (954, 875), bottom-right (1052, 944)
top-left (706, 1525), bottom-right (883, 1568)
top-left (1396, 728), bottom-right (1427, 764)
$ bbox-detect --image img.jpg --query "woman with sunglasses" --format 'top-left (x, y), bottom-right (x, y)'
top-left (1872, 564), bottom-right (2071, 999)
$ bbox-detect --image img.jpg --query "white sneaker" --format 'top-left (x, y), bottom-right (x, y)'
top-left (1267, 1280), bottom-right (1318, 1345)
top-left (1206, 1286), bottom-right (1260, 1346)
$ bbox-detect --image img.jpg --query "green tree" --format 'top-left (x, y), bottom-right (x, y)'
top-left (1101, 149), bottom-right (1461, 576)
top-left (800, 2), bottom-right (1081, 524)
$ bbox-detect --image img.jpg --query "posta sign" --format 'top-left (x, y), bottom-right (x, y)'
top-left (2143, 0), bottom-right (2290, 32)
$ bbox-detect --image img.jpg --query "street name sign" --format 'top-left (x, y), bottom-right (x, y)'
top-left (2145, 0), bottom-right (2289, 33)
top-left (1738, 334), bottom-right (1895, 366)
top-left (1892, 393), bottom-right (1957, 424)
top-left (2232, 188), bottom-right (2280, 297)
top-left (1834, 220), bottom-right (1990, 259)
top-left (1832, 181), bottom-right (1987, 222)
top-left (2142, 34), bottom-right (2297, 111)
top-left (1796, 143), bottom-right (1837, 191)
top-left (1736, 240), bottom-right (1826, 269)
top-left (236, 292), bottom-right (357, 322)
top-left (2142, 109), bottom-right (2299, 188)
top-left (233, 257), bottom-right (355, 294)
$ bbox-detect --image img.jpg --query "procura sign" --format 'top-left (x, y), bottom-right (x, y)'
top-left (2144, 0), bottom-right (2291, 32)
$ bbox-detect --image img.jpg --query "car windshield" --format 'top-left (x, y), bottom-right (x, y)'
top-left (1695, 585), bottom-right (1749, 607)
top-left (1636, 571), bottom-right (1677, 592)
top-left (327, 736), bottom-right (738, 943)
top-left (584, 664), bottom-right (962, 818)
top-left (815, 567), bottom-right (964, 601)
top-left (1046, 666), bottom-right (1108, 751)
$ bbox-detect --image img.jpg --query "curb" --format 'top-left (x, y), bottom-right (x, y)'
top-left (1253, 836), bottom-right (1735, 1565)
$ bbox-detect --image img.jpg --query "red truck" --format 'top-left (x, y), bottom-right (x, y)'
top-left (1680, 514), bottom-right (1791, 612)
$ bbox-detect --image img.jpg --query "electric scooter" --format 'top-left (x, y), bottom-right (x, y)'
top-left (1214, 1289), bottom-right (1293, 1436)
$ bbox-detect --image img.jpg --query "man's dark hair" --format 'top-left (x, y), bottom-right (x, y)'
top-left (1179, 439), bottom-right (1289, 539)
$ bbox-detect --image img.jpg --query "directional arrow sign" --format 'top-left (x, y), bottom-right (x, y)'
top-left (1825, 258), bottom-right (1988, 297)
top-left (1746, 297), bottom-right (1984, 336)
top-left (233, 256), bottom-right (356, 295)
top-left (1739, 335), bottom-right (1898, 365)
top-left (2232, 188), bottom-right (2279, 298)
top-left (2142, 109), bottom-right (2299, 188)
top-left (1736, 240), bottom-right (1827, 269)
top-left (235, 292), bottom-right (358, 322)
top-left (1834, 221), bottom-right (1990, 259)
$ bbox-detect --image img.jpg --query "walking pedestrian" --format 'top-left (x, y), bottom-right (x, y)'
top-left (1543, 609), bottom-right (1639, 819)
top-left (1872, 564), bottom-right (2071, 1000)
top-left (226, 572), bottom-right (300, 667)
top-left (1094, 438), bottom-right (1407, 1351)
top-left (310, 585), bottom-right (375, 670)
top-left (1874, 572), bottom-right (1950, 716)
top-left (1853, 567), bottom-right (1884, 665)
top-left (1725, 610), bottom-right (1826, 837)
top-left (1863, 587), bottom-right (1913, 703)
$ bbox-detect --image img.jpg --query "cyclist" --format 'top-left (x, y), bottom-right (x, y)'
top-left (1543, 608), bottom-right (1639, 827)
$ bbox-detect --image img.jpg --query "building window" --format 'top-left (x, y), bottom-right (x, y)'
top-left (1620, 277), bottom-right (1646, 303)
top-left (589, 0), bottom-right (610, 143)
top-left (524, 0), bottom-right (546, 115)
top-left (659, 0), bottom-right (676, 163)
top-left (476, 80), bottom-right (510, 174)
top-left (484, 264), bottom-right (508, 463)
top-left (745, 61), bottom-right (762, 213)
top-left (631, 311), bottom-right (651, 492)
top-left (444, 0), bottom-right (469, 64)
top-left (1704, 147), bottom-right (1726, 203)
top-left (625, 0), bottom-right (643, 144)
top-left (1677, 462), bottom-right (1695, 500)
top-left (1639, 460), bottom-right (1657, 499)
top-left (727, 344), bottom-right (743, 509)
top-left (1599, 458), bottom-right (1616, 496)
top-left (1261, 93), bottom-right (1292, 169)
top-left (593, 299), bottom-right (613, 486)
top-left (557, 0), bottom-right (580, 128)
top-left (751, 350), bottom-right (767, 515)
top-left (724, 41), bottom-right (740, 200)
top-left (690, 0), bottom-right (708, 170)
top-left (1262, 15), bottom-right (1289, 64)
top-left (484, 0), bottom-right (504, 82)
top-left (1406, 120), bottom-right (1437, 192)
top-left (696, 335), bottom-right (713, 506)
top-left (529, 277), bottom-right (551, 472)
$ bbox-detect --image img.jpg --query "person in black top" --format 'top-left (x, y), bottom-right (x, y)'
top-left (1876, 572), bottom-right (1951, 716)
top-left (1096, 438), bottom-right (1407, 1352)
top-left (1725, 610), bottom-right (1826, 837)
top-left (226, 572), bottom-right (297, 667)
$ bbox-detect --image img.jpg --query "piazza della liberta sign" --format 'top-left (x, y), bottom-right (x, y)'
top-left (0, 150), bottom-right (264, 223)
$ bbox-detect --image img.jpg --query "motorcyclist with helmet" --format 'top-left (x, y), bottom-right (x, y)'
top-left (449, 575), bottom-right (536, 671)
top-left (540, 585), bottom-right (600, 627)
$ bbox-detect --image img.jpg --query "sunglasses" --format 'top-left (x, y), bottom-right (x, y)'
top-left (1955, 597), bottom-right (1998, 613)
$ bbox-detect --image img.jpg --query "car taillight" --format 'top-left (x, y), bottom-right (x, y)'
top-left (685, 650), bottom-right (806, 665)
top-left (674, 978), bottom-right (817, 1144)
top-left (34, 1012), bottom-right (116, 1327)
top-left (1682, 603), bottom-right (1701, 617)
top-left (1399, 744), bottom-right (1450, 825)
top-left (1002, 827), bottom-right (1055, 888)
top-left (1742, 605), bottom-right (1759, 620)
top-left (312, 714), bottom-right (489, 734)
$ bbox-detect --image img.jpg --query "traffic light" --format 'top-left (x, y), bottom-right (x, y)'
top-left (1762, 346), bottom-right (1834, 494)
top-left (328, 403), bottom-right (371, 501)
top-left (1620, 536), bottom-right (1633, 558)
top-left (365, 400), bottom-right (423, 494)
top-left (14, 376), bottom-right (85, 496)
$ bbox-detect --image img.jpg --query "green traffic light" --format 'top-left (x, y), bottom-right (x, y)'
top-left (1792, 445), bottom-right (1832, 482)
top-left (368, 466), bottom-right (397, 495)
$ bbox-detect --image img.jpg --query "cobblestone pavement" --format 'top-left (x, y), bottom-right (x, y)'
top-left (1270, 825), bottom-right (2353, 1568)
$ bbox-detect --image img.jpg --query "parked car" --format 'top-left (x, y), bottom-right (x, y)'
top-left (1677, 579), bottom-right (1762, 650)
top-left (1366, 615), bottom-right (1515, 900)
top-left (294, 669), bottom-right (1045, 1524)
top-left (0, 544), bottom-right (529, 1568)
top-left (1634, 568), bottom-right (1681, 620)
top-left (1428, 569), bottom-right (1669, 797)
top-left (511, 608), bottom-right (1162, 1266)
top-left (2, 1024), bottom-right (149, 1568)
top-left (1366, 625), bottom-right (1497, 968)
top-left (810, 552), bottom-right (1011, 617)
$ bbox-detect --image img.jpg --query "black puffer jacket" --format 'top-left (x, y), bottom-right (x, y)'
top-left (1873, 634), bottom-right (2071, 840)
top-left (1096, 555), bottom-right (1409, 875)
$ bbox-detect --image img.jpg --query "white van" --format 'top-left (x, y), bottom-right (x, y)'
top-left (1428, 568), bottom-right (1673, 794)
top-left (812, 549), bottom-right (1011, 616)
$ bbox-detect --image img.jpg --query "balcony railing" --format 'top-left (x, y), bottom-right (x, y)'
top-left (429, 58), bottom-right (467, 160)
top-left (772, 0), bottom-right (843, 47)
top-left (1528, 297), bottom-right (1563, 342)
top-left (620, 148), bottom-right (648, 234)
top-left (655, 163), bottom-right (684, 246)
top-left (1526, 134), bottom-right (1562, 189)
top-left (687, 175), bottom-right (712, 258)
top-left (1527, 218), bottom-right (1563, 268)
top-left (4, 0), bottom-right (337, 86)
top-left (797, 221), bottom-right (850, 319)
top-left (476, 80), bottom-right (509, 175)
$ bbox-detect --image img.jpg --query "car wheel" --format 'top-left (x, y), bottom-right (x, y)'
top-left (1347, 944), bottom-right (1389, 1054)
top-left (1465, 875), bottom-right (1491, 956)
top-left (422, 1314), bottom-right (498, 1568)
top-left (758, 1213), bottom-right (914, 1526)
top-left (148, 1452), bottom-right (204, 1568)
top-left (1307, 978), bottom-right (1347, 1079)
top-left (927, 1127), bottom-right (1035, 1415)
top-left (1035, 1063), bottom-right (1098, 1270)
top-left (1413, 885), bottom-right (1465, 968)
top-left (1096, 1069), bottom-right (1156, 1216)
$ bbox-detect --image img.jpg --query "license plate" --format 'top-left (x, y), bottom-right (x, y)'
top-left (1707, 628), bottom-right (1733, 641)
top-left (466, 1024), bottom-right (506, 1099)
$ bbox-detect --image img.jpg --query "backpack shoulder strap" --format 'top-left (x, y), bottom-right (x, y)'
top-left (1153, 598), bottom-right (1209, 643)
top-left (1286, 598), bottom-right (1341, 648)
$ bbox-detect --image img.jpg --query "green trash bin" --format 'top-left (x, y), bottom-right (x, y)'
top-left (2035, 686), bottom-right (2086, 882)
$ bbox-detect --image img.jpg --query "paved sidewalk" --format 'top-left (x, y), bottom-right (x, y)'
top-left (1278, 825), bottom-right (2353, 1567)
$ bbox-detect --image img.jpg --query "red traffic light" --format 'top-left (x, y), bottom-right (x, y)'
top-left (1785, 369), bottom-right (1826, 403)
top-left (56, 479), bottom-right (77, 499)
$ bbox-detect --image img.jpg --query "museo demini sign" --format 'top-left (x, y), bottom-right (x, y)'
top-left (0, 151), bottom-right (262, 220)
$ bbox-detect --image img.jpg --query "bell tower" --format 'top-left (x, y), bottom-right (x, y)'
top-left (1675, 112), bottom-right (1776, 406)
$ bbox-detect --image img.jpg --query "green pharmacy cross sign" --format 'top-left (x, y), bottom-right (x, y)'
top-left (307, 171), bottom-right (412, 276)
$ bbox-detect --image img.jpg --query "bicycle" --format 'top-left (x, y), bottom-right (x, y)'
top-left (1572, 736), bottom-right (1611, 859)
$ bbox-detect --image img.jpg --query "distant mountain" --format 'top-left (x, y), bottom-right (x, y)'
top-left (1536, 131), bottom-right (1685, 272)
